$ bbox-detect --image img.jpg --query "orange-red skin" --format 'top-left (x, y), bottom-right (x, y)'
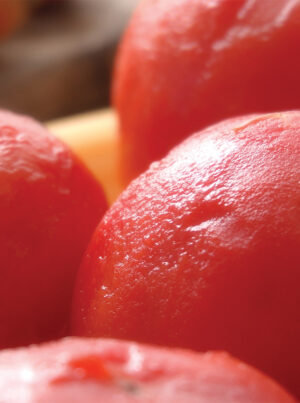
top-left (72, 112), bottom-right (300, 398)
top-left (0, 337), bottom-right (296, 402)
top-left (0, 110), bottom-right (107, 348)
top-left (0, 1), bottom-right (28, 39)
top-left (113, 0), bottom-right (300, 183)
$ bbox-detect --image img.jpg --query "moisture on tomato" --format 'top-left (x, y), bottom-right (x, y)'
top-left (72, 111), bottom-right (300, 398)
top-left (0, 337), bottom-right (296, 402)
top-left (0, 109), bottom-right (107, 348)
top-left (113, 0), bottom-right (300, 182)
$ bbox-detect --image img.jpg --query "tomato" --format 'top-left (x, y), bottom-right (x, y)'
top-left (72, 112), bottom-right (300, 397)
top-left (0, 109), bottom-right (107, 348)
top-left (0, 0), bottom-right (28, 39)
top-left (113, 0), bottom-right (300, 183)
top-left (0, 337), bottom-right (296, 402)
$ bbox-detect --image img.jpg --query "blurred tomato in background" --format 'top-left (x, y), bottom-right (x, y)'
top-left (0, 0), bottom-right (138, 121)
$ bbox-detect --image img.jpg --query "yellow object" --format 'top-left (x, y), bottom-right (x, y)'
top-left (47, 108), bottom-right (121, 205)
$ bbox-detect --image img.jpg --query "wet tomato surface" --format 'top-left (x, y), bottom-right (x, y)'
top-left (0, 337), bottom-right (296, 402)
top-left (72, 112), bottom-right (300, 398)
top-left (0, 110), bottom-right (107, 348)
top-left (113, 0), bottom-right (300, 182)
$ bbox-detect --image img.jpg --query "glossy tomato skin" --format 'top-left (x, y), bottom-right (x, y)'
top-left (0, 110), bottom-right (107, 348)
top-left (0, 337), bottom-right (296, 402)
top-left (72, 112), bottom-right (300, 397)
top-left (113, 0), bottom-right (300, 183)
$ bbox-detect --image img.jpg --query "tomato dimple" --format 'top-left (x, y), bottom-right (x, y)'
top-left (52, 355), bottom-right (113, 385)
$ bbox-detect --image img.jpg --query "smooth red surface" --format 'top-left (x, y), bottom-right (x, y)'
top-left (0, 109), bottom-right (107, 348)
top-left (113, 0), bottom-right (300, 183)
top-left (0, 1), bottom-right (27, 38)
top-left (72, 112), bottom-right (300, 398)
top-left (0, 337), bottom-right (296, 402)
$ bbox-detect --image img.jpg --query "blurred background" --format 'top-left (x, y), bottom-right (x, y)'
top-left (0, 0), bottom-right (139, 121)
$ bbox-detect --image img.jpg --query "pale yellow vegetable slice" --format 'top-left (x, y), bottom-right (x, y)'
top-left (47, 108), bottom-right (121, 205)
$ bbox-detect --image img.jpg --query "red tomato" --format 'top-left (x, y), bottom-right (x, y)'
top-left (0, 0), bottom-right (28, 39)
top-left (72, 112), bottom-right (300, 398)
top-left (0, 109), bottom-right (107, 348)
top-left (0, 337), bottom-right (296, 402)
top-left (113, 0), bottom-right (300, 183)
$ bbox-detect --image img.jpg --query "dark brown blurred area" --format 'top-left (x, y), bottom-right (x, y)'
top-left (0, 0), bottom-right (138, 121)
